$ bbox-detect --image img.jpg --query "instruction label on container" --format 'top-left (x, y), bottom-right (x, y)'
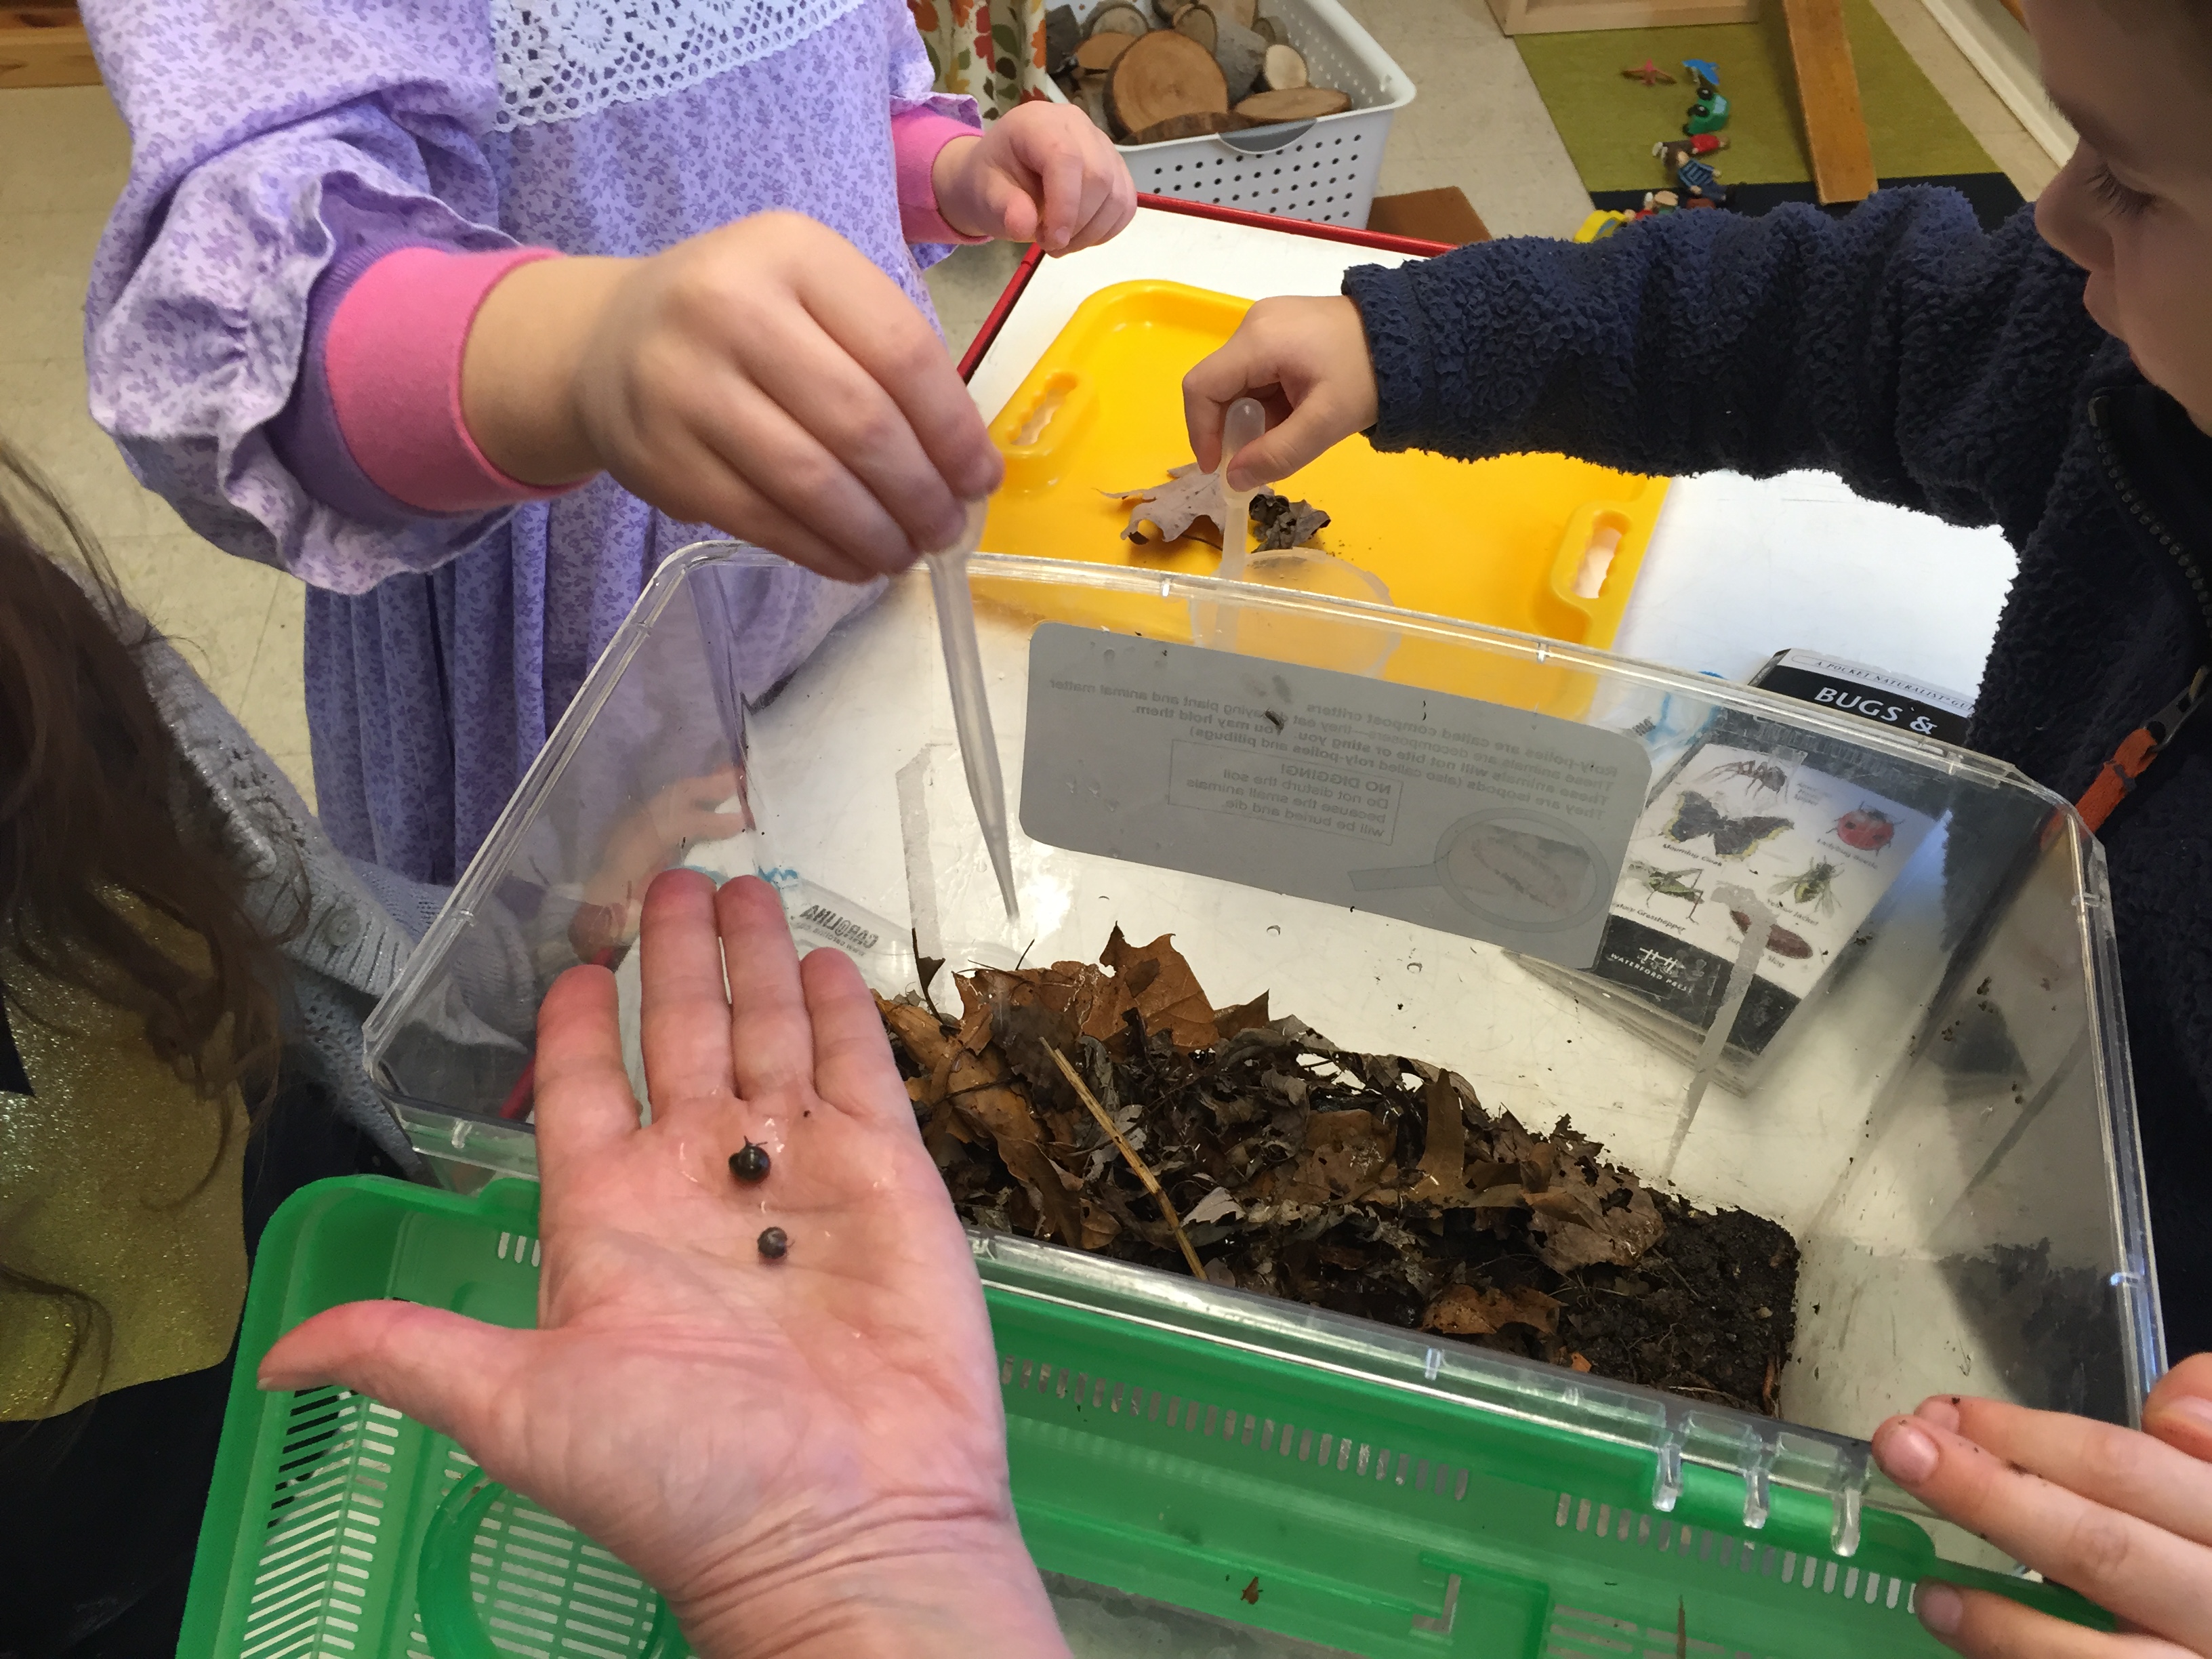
top-left (1021, 625), bottom-right (1650, 967)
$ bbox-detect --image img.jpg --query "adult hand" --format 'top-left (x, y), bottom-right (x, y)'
top-left (1870, 1355), bottom-right (2212, 1656)
top-left (260, 871), bottom-right (1070, 1659)
top-left (462, 212), bottom-right (1002, 581)
top-left (1182, 294), bottom-right (1379, 489)
top-left (931, 102), bottom-right (1137, 253)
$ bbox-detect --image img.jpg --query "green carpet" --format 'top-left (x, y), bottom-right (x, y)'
top-left (1513, 0), bottom-right (1996, 193)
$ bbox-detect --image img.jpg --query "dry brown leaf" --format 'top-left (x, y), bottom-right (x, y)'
top-left (1411, 1076), bottom-right (1467, 1199)
top-left (878, 997), bottom-right (954, 1071)
top-left (1422, 1284), bottom-right (1561, 1337)
top-left (951, 1082), bottom-right (1084, 1247)
top-left (1212, 989), bottom-right (1271, 1042)
top-left (1100, 926), bottom-right (1221, 1051)
top-left (1267, 1108), bottom-right (1394, 1204)
top-left (1081, 1198), bottom-right (1123, 1249)
top-left (1105, 464), bottom-right (1225, 547)
top-left (1531, 1182), bottom-right (1663, 1273)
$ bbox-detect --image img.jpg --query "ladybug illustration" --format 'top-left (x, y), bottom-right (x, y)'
top-left (1836, 805), bottom-right (1896, 853)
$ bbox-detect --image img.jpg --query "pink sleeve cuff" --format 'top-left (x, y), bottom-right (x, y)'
top-left (892, 108), bottom-right (991, 247)
top-left (325, 245), bottom-right (577, 515)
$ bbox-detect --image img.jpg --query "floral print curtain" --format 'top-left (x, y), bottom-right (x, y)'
top-left (907, 0), bottom-right (1052, 118)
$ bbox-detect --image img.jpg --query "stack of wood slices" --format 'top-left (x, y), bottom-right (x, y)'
top-left (1045, 0), bottom-right (1351, 146)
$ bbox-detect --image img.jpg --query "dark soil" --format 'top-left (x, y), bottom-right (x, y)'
top-left (881, 928), bottom-right (1799, 1415)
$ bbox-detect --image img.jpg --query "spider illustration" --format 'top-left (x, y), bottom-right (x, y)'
top-left (1771, 859), bottom-right (1840, 916)
top-left (1698, 757), bottom-right (1791, 802)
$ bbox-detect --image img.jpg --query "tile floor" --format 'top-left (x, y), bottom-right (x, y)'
top-left (1, 9), bottom-right (2056, 823)
top-left (0, 86), bottom-right (315, 802)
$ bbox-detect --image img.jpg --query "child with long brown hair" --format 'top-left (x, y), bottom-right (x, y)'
top-left (0, 446), bottom-right (414, 1654)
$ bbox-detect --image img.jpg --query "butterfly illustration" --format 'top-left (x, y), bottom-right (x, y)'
top-left (1662, 791), bottom-right (1793, 858)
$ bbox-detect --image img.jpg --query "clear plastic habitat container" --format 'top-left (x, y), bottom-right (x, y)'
top-left (364, 543), bottom-right (2161, 1555)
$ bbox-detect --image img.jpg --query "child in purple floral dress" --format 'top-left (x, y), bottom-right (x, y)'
top-left (79, 0), bottom-right (1132, 884)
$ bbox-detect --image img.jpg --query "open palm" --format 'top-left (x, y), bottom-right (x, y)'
top-left (261, 872), bottom-right (1067, 1659)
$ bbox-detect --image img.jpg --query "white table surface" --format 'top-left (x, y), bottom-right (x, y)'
top-left (966, 206), bottom-right (2018, 703)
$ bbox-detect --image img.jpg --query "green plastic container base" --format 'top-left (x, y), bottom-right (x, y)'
top-left (182, 1178), bottom-right (2104, 1658)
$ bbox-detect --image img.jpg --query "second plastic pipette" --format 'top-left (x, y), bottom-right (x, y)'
top-left (925, 500), bottom-right (1021, 923)
top-left (1215, 396), bottom-right (1268, 586)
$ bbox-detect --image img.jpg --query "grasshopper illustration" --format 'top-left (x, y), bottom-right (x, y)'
top-left (1628, 860), bottom-right (1706, 918)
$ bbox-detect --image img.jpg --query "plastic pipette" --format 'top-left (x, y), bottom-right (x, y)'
top-left (925, 499), bottom-right (1020, 923)
top-left (1215, 396), bottom-right (1269, 586)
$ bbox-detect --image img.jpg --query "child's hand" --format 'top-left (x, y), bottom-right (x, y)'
top-left (931, 102), bottom-right (1136, 253)
top-left (1871, 1355), bottom-right (2212, 1656)
top-left (1183, 295), bottom-right (1378, 489)
top-left (259, 871), bottom-right (1071, 1659)
top-left (462, 211), bottom-right (1003, 582)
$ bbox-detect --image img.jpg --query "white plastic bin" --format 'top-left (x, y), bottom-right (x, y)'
top-left (1044, 0), bottom-right (1416, 227)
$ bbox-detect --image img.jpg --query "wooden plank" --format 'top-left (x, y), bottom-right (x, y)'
top-left (1487, 0), bottom-right (1759, 36)
top-left (0, 4), bottom-right (98, 89)
top-left (1782, 0), bottom-right (1877, 202)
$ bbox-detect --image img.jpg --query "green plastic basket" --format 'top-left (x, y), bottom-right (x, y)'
top-left (182, 1177), bottom-right (2104, 1658)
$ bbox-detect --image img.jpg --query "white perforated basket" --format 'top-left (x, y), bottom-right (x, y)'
top-left (1045, 0), bottom-right (1415, 227)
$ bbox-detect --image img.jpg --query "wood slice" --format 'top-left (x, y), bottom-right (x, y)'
top-left (1172, 3), bottom-right (1216, 52)
top-left (1212, 16), bottom-right (1266, 102)
top-left (1076, 30), bottom-right (1134, 68)
top-left (1212, 0), bottom-right (1258, 27)
top-left (1125, 109), bottom-right (1256, 144)
top-left (1261, 41), bottom-right (1307, 89)
top-left (1233, 84), bottom-right (1349, 120)
top-left (1109, 28), bottom-right (1229, 133)
top-left (1252, 13), bottom-right (1282, 42)
top-left (1086, 1), bottom-right (1149, 36)
top-left (1076, 70), bottom-right (1113, 132)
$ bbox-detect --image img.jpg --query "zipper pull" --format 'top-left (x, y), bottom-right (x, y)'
top-left (2076, 665), bottom-right (2210, 833)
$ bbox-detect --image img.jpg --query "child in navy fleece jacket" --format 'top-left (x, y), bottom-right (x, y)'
top-left (1189, 3), bottom-right (2212, 1652)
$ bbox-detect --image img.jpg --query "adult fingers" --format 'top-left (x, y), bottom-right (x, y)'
top-left (1911, 1582), bottom-right (2197, 1659)
top-left (2146, 1356), bottom-right (2212, 1463)
top-left (788, 229), bottom-right (1002, 504)
top-left (715, 876), bottom-right (815, 1109)
top-left (533, 964), bottom-right (639, 1199)
top-left (1872, 1415), bottom-right (2212, 1647)
top-left (260, 1300), bottom-right (531, 1452)
top-left (1914, 1395), bottom-right (2212, 1548)
top-left (637, 869), bottom-right (737, 1122)
top-left (800, 945), bottom-right (916, 1130)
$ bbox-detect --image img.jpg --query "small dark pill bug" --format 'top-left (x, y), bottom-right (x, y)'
top-left (756, 1226), bottom-right (790, 1261)
top-left (729, 1141), bottom-right (771, 1183)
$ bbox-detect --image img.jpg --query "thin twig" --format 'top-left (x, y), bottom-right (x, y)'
top-left (1048, 1044), bottom-right (1205, 1279)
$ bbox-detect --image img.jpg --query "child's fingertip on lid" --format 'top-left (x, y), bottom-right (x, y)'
top-left (1872, 1416), bottom-right (1940, 1484)
top-left (1915, 1583), bottom-right (1964, 1638)
top-left (1914, 1395), bottom-right (1963, 1432)
top-left (2146, 1389), bottom-right (2212, 1451)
